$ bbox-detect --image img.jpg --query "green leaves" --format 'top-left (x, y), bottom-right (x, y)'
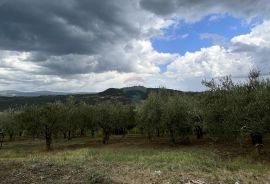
top-left (202, 70), bottom-right (270, 141)
top-left (0, 109), bottom-right (19, 140)
top-left (136, 90), bottom-right (193, 143)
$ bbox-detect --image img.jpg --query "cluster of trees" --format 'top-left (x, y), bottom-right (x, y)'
top-left (0, 70), bottom-right (269, 151)
top-left (0, 97), bottom-right (135, 150)
top-left (136, 70), bottom-right (270, 145)
top-left (136, 90), bottom-right (199, 144)
top-left (202, 70), bottom-right (270, 144)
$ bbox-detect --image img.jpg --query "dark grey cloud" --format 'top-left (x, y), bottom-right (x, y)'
top-left (140, 0), bottom-right (270, 21)
top-left (0, 0), bottom-right (139, 55)
top-left (0, 0), bottom-right (160, 75)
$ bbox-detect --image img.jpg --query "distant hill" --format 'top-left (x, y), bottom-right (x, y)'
top-left (0, 90), bottom-right (70, 97)
top-left (0, 86), bottom-right (200, 110)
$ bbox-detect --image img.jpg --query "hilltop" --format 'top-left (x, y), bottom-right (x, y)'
top-left (0, 86), bottom-right (198, 111)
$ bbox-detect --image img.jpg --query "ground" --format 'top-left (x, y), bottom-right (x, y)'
top-left (0, 135), bottom-right (270, 184)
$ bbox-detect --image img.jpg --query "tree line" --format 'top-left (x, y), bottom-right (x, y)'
top-left (0, 97), bottom-right (135, 150)
top-left (0, 70), bottom-right (269, 150)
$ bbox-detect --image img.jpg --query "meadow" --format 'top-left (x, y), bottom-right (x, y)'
top-left (1, 135), bottom-right (270, 184)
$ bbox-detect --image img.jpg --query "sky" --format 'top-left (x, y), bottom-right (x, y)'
top-left (0, 0), bottom-right (270, 92)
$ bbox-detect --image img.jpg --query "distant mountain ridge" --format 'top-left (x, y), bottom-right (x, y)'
top-left (0, 86), bottom-right (150, 97)
top-left (0, 90), bottom-right (70, 97)
top-left (0, 90), bottom-right (95, 97)
top-left (0, 86), bottom-right (200, 110)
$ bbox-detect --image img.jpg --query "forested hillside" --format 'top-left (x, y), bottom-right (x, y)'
top-left (0, 86), bottom-right (195, 110)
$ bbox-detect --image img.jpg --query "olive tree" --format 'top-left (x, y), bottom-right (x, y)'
top-left (0, 112), bottom-right (5, 147)
top-left (64, 96), bottom-right (78, 140)
top-left (202, 76), bottom-right (247, 141)
top-left (20, 102), bottom-right (62, 150)
top-left (39, 102), bottom-right (62, 150)
top-left (202, 70), bottom-right (270, 143)
top-left (76, 102), bottom-right (97, 137)
top-left (0, 109), bottom-right (19, 141)
top-left (0, 131), bottom-right (3, 149)
top-left (112, 104), bottom-right (135, 136)
top-left (93, 101), bottom-right (113, 144)
top-left (136, 91), bottom-right (166, 139)
top-left (243, 71), bottom-right (270, 142)
top-left (161, 94), bottom-right (192, 144)
top-left (94, 101), bottom-right (130, 144)
top-left (18, 105), bottom-right (42, 139)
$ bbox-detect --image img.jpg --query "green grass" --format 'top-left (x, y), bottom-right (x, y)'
top-left (1, 137), bottom-right (270, 183)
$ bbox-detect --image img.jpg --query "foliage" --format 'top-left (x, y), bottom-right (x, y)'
top-left (161, 94), bottom-right (193, 143)
top-left (136, 89), bottom-right (193, 143)
top-left (0, 109), bottom-right (20, 141)
top-left (136, 92), bottom-right (164, 139)
top-left (202, 70), bottom-right (270, 142)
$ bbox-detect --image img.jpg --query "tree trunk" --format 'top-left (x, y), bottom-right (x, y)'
top-left (9, 134), bottom-right (13, 141)
top-left (62, 131), bottom-right (66, 139)
top-left (156, 128), bottom-right (160, 137)
top-left (46, 136), bottom-right (52, 151)
top-left (0, 133), bottom-right (4, 149)
top-left (170, 137), bottom-right (176, 144)
top-left (169, 130), bottom-right (176, 144)
top-left (102, 131), bottom-right (110, 144)
top-left (250, 132), bottom-right (262, 145)
top-left (68, 130), bottom-right (71, 140)
top-left (91, 129), bottom-right (95, 138)
top-left (45, 125), bottom-right (52, 151)
top-left (195, 126), bottom-right (203, 139)
top-left (80, 128), bottom-right (85, 136)
top-left (122, 128), bottom-right (126, 138)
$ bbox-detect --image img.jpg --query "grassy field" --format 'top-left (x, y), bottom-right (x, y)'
top-left (0, 136), bottom-right (270, 184)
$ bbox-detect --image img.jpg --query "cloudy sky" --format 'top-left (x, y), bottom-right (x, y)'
top-left (0, 0), bottom-right (270, 92)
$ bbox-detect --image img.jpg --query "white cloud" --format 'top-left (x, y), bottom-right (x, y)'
top-left (0, 40), bottom-right (178, 92)
top-left (231, 20), bottom-right (270, 47)
top-left (230, 20), bottom-right (270, 73)
top-left (0, 50), bottom-right (38, 72)
top-left (180, 34), bottom-right (189, 39)
top-left (163, 20), bottom-right (270, 86)
top-left (209, 14), bottom-right (226, 21)
top-left (166, 46), bottom-right (253, 79)
top-left (200, 33), bottom-right (227, 45)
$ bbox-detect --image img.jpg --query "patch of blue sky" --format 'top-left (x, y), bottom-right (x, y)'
top-left (151, 14), bottom-right (262, 55)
